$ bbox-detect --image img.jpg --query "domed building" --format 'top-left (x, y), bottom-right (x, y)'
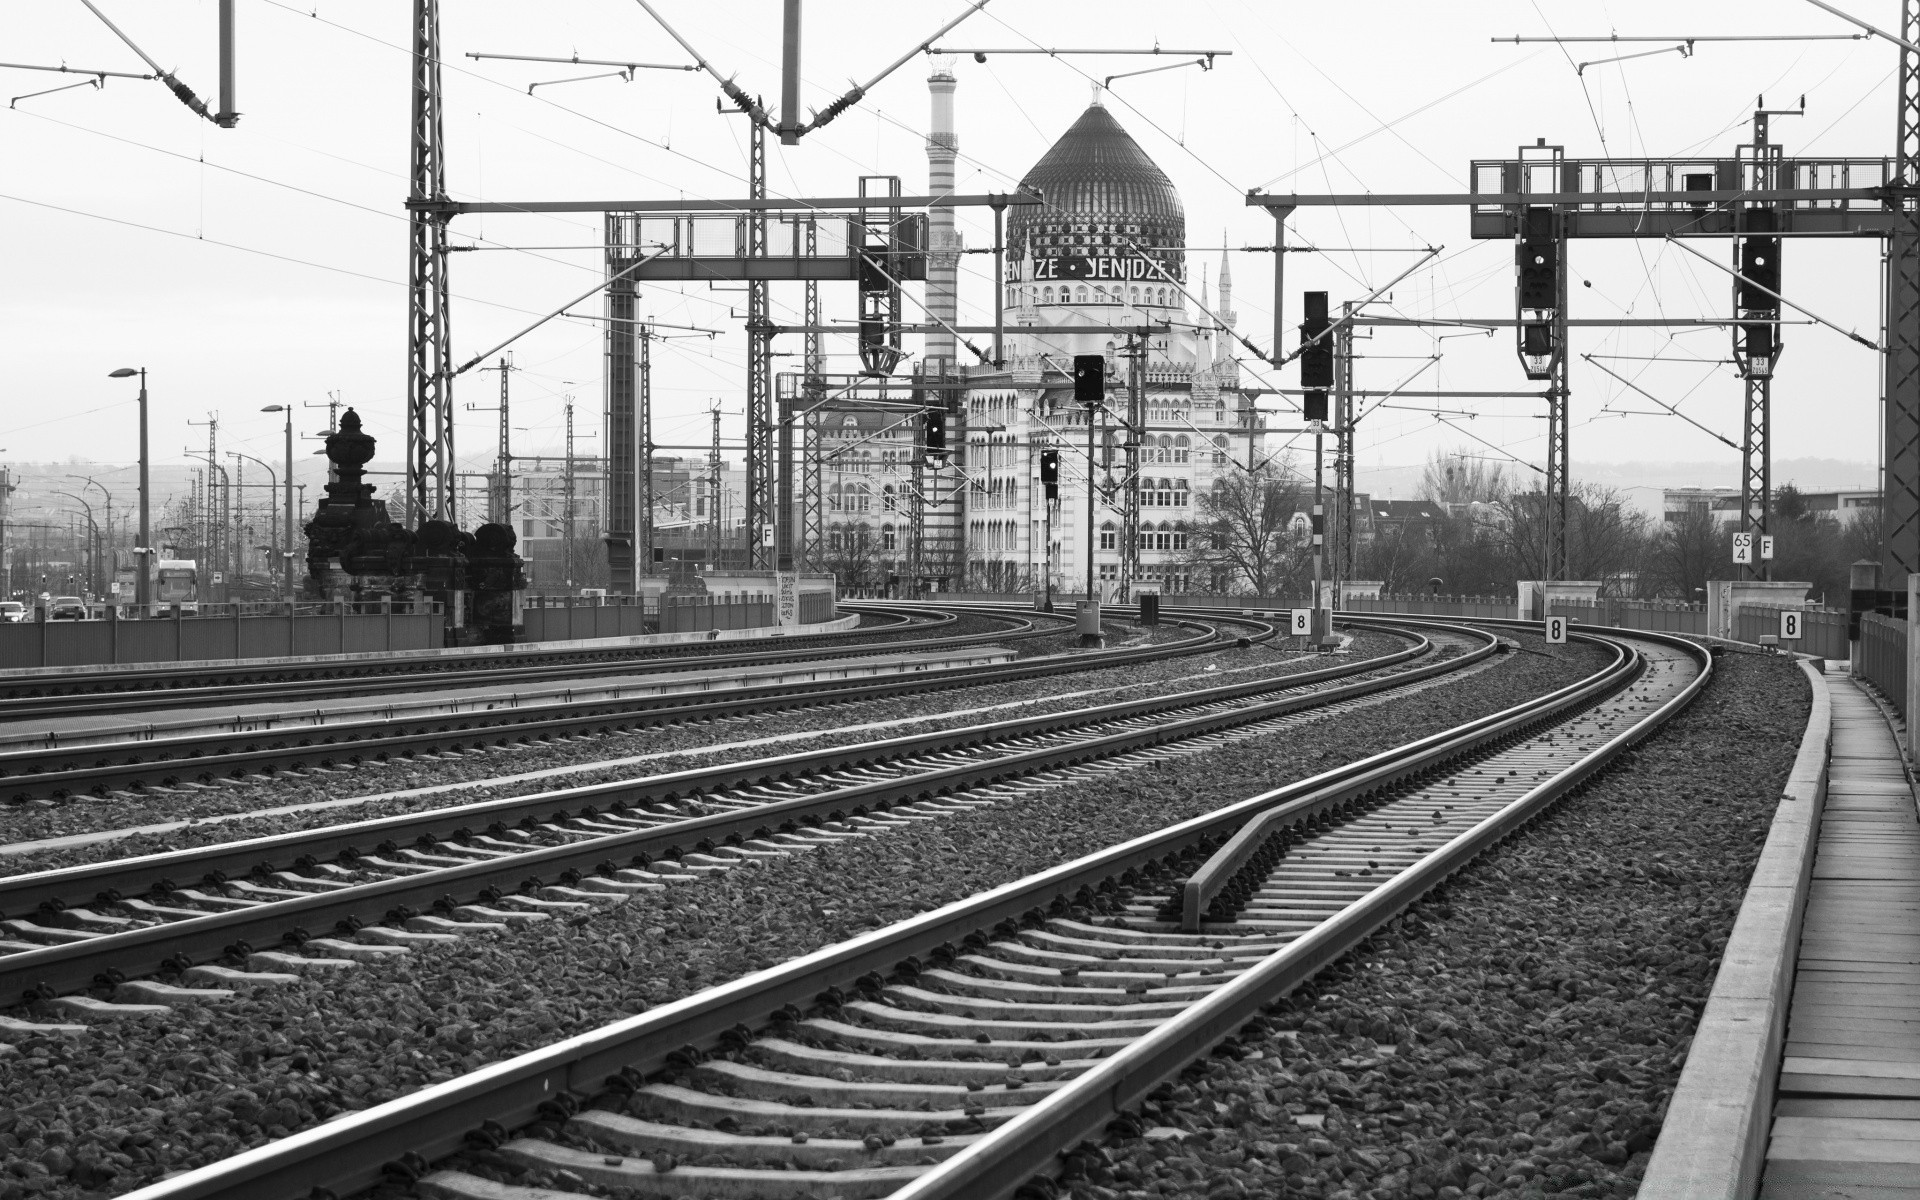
top-left (953, 89), bottom-right (1261, 597)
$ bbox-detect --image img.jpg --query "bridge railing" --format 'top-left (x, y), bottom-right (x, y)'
top-left (1859, 611), bottom-right (1908, 722)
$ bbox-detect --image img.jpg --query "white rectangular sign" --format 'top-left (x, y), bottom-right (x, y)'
top-left (1779, 609), bottom-right (1802, 641)
top-left (1289, 608), bottom-right (1313, 636)
top-left (775, 571), bottom-right (799, 628)
top-left (1732, 531), bottom-right (1754, 565)
top-left (1760, 534), bottom-right (1775, 561)
top-left (1545, 615), bottom-right (1568, 644)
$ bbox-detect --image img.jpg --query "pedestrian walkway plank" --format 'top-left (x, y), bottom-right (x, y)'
top-left (1764, 680), bottom-right (1920, 1197)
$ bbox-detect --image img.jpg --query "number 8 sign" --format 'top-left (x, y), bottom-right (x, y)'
top-left (1290, 609), bottom-right (1313, 636)
top-left (1780, 610), bottom-right (1802, 641)
top-left (1545, 615), bottom-right (1567, 644)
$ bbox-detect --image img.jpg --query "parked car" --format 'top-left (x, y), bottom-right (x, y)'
top-left (48, 596), bottom-right (88, 620)
top-left (0, 601), bottom-right (24, 623)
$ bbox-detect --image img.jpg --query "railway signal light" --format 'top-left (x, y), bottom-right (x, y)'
top-left (1734, 213), bottom-right (1782, 378)
top-left (1515, 206), bottom-right (1562, 381)
top-left (922, 408), bottom-right (947, 457)
top-left (1039, 448), bottom-right (1060, 500)
top-left (1073, 354), bottom-right (1106, 406)
top-left (1300, 291), bottom-right (1334, 388)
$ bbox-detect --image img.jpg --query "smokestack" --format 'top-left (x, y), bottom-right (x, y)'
top-left (926, 61), bottom-right (960, 373)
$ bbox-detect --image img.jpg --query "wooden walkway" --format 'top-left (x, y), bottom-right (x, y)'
top-left (1763, 678), bottom-right (1920, 1198)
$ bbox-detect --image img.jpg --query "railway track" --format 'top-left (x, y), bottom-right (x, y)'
top-left (0, 603), bottom-right (1016, 714)
top-left (0, 612), bottom-right (1231, 803)
top-left (87, 620), bottom-right (1704, 1200)
top-left (0, 620), bottom-right (1488, 1004)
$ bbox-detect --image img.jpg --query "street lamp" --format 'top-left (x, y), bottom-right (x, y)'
top-left (228, 450), bottom-right (279, 597)
top-left (66, 476), bottom-right (115, 601)
top-left (108, 368), bottom-right (150, 608)
top-left (261, 405), bottom-right (295, 602)
top-left (48, 493), bottom-right (100, 599)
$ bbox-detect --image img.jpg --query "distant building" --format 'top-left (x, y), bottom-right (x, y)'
top-left (1795, 489), bottom-right (1879, 526)
top-left (1662, 485), bottom-right (1879, 527)
top-left (1662, 487), bottom-right (1741, 525)
top-left (1368, 498), bottom-right (1448, 542)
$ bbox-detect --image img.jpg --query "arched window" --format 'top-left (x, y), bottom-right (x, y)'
top-left (860, 449), bottom-right (873, 474)
top-left (1129, 285), bottom-right (1140, 306)
top-left (1042, 285), bottom-right (1054, 305)
top-left (1212, 435), bottom-right (1228, 466)
top-left (856, 482), bottom-right (872, 512)
top-left (1174, 435), bottom-right (1191, 465)
top-left (827, 482), bottom-right (843, 512)
top-left (1099, 521), bottom-right (1117, 551)
top-left (1156, 434), bottom-right (1173, 464)
top-left (882, 524), bottom-right (898, 551)
top-left (1075, 285), bottom-right (1089, 305)
top-left (1214, 401), bottom-right (1226, 424)
top-left (882, 485), bottom-right (896, 513)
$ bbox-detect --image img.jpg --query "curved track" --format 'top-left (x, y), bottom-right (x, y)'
top-left (0, 611), bottom-right (1239, 802)
top-left (0, 619), bottom-right (1489, 1007)
top-left (0, 603), bottom-right (1002, 713)
top-left (62, 619), bottom-right (1711, 1200)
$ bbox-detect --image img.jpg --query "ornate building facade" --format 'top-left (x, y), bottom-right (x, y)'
top-left (948, 91), bottom-right (1262, 597)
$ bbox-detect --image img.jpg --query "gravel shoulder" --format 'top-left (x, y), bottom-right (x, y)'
top-left (0, 633), bottom-right (1601, 1200)
top-left (1063, 647), bottom-right (1811, 1200)
top-left (0, 629), bottom-right (1408, 876)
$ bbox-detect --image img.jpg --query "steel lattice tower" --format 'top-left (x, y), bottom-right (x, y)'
top-left (406, 0), bottom-right (453, 525)
top-left (1886, 0), bottom-right (1920, 581)
top-left (747, 119), bottom-right (773, 568)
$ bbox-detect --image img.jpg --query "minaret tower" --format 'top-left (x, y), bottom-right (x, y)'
top-left (925, 61), bottom-right (960, 372)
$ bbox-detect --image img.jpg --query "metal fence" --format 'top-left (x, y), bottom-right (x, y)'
top-left (1735, 603), bottom-right (1849, 661)
top-left (521, 591), bottom-right (836, 641)
top-left (1860, 611), bottom-right (1908, 720)
top-left (0, 604), bottom-right (444, 670)
top-left (1547, 598), bottom-right (1708, 635)
top-left (659, 594), bottom-right (775, 633)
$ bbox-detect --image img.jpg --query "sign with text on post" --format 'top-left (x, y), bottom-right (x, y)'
top-left (1732, 531), bottom-right (1753, 565)
top-left (1545, 615), bottom-right (1568, 644)
top-left (775, 572), bottom-right (799, 628)
top-left (1760, 534), bottom-right (1775, 561)
top-left (1779, 609), bottom-right (1802, 641)
top-left (1290, 609), bottom-right (1313, 637)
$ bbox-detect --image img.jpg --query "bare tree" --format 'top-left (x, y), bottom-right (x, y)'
top-left (1645, 506), bottom-right (1721, 601)
top-left (1421, 447), bottom-right (1508, 506)
top-left (823, 522), bottom-right (881, 594)
top-left (1184, 462), bottom-right (1309, 597)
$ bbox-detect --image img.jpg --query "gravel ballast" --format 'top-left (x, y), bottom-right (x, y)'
top-left (0, 630), bottom-right (1411, 875)
top-left (1061, 648), bottom-right (1812, 1200)
top-left (0, 634), bottom-right (1598, 1199)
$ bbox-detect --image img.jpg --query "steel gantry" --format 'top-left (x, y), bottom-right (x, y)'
top-left (1251, 110), bottom-right (1914, 580)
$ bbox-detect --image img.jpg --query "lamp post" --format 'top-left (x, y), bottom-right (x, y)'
top-left (229, 450), bottom-right (279, 596)
top-left (48, 493), bottom-right (100, 598)
top-left (66, 476), bottom-right (114, 599)
top-left (108, 368), bottom-right (149, 608)
top-left (261, 405), bottom-right (294, 602)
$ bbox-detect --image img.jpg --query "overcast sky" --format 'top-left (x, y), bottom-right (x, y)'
top-left (0, 0), bottom-right (1904, 507)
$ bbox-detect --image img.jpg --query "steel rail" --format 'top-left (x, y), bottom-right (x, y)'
top-left (0, 622), bottom-right (1444, 920)
top-left (0, 621), bottom-right (1484, 1006)
top-left (0, 603), bottom-right (969, 707)
top-left (0, 616), bottom-right (1234, 801)
top-left (894, 623), bottom-right (1711, 1200)
top-left (97, 618), bottom-right (1655, 1200)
